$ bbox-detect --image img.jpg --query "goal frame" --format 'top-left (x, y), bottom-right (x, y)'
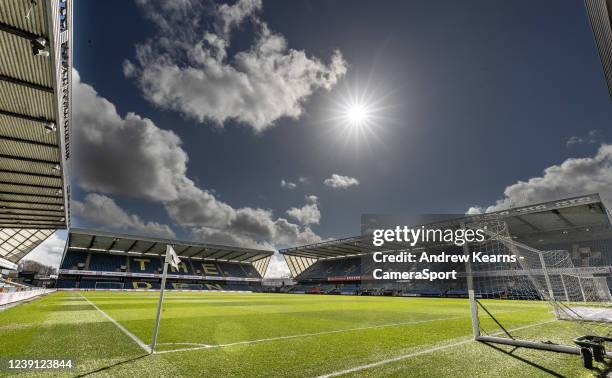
top-left (462, 222), bottom-right (612, 360)
top-left (94, 281), bottom-right (125, 290)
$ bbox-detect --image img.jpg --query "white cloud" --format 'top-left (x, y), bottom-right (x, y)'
top-left (190, 216), bottom-right (321, 250)
top-left (217, 0), bottom-right (262, 36)
top-left (73, 69), bottom-right (322, 252)
top-left (324, 174), bottom-right (360, 189)
top-left (73, 70), bottom-right (188, 202)
top-left (280, 179), bottom-right (297, 190)
top-left (465, 206), bottom-right (483, 215)
top-left (286, 195), bottom-right (321, 225)
top-left (125, 0), bottom-right (347, 132)
top-left (73, 193), bottom-right (176, 239)
top-left (566, 130), bottom-right (601, 147)
top-left (23, 232), bottom-right (66, 268)
top-left (469, 144), bottom-right (612, 212)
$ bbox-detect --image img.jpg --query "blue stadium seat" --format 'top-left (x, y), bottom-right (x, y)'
top-left (60, 250), bottom-right (87, 269)
top-left (56, 279), bottom-right (77, 288)
top-left (89, 253), bottom-right (125, 272)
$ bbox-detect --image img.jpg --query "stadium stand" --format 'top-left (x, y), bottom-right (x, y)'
top-left (129, 255), bottom-right (162, 274)
top-left (0, 0), bottom-right (71, 305)
top-left (281, 194), bottom-right (612, 298)
top-left (59, 250), bottom-right (86, 270)
top-left (57, 229), bottom-right (272, 292)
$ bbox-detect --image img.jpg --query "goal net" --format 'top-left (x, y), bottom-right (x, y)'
top-left (464, 217), bottom-right (612, 366)
top-left (94, 281), bottom-right (125, 290)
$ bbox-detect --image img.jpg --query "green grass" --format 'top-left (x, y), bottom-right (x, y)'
top-left (0, 291), bottom-right (608, 377)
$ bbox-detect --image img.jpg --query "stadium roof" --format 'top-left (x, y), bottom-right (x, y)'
top-left (0, 228), bottom-right (55, 269)
top-left (67, 228), bottom-right (274, 264)
top-left (280, 194), bottom-right (612, 262)
top-left (584, 0), bottom-right (612, 100)
top-left (0, 0), bottom-right (72, 230)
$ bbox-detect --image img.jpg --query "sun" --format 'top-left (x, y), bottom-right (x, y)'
top-left (321, 79), bottom-right (393, 152)
top-left (345, 103), bottom-right (370, 126)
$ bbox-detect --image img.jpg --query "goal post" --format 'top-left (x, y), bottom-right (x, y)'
top-left (464, 217), bottom-right (612, 366)
top-left (94, 281), bottom-right (125, 290)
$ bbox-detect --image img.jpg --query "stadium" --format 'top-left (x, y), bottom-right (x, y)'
top-left (2, 0), bottom-right (612, 377)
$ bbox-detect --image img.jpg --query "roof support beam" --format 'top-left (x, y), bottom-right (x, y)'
top-left (0, 135), bottom-right (58, 148)
top-left (552, 209), bottom-right (575, 228)
top-left (298, 248), bottom-right (339, 258)
top-left (212, 250), bottom-right (239, 260)
top-left (142, 243), bottom-right (157, 254)
top-left (107, 238), bottom-right (118, 251)
top-left (0, 214), bottom-right (63, 220)
top-left (0, 218), bottom-right (62, 225)
top-left (0, 181), bottom-right (62, 190)
top-left (0, 191), bottom-right (62, 199)
top-left (0, 21), bottom-right (43, 40)
top-left (0, 206), bottom-right (63, 214)
top-left (207, 250), bottom-right (234, 260)
top-left (0, 169), bottom-right (61, 180)
top-left (189, 247), bottom-right (208, 258)
top-left (0, 223), bottom-right (61, 229)
top-left (125, 239), bottom-right (139, 252)
top-left (0, 199), bottom-right (63, 207)
top-left (87, 236), bottom-right (96, 250)
top-left (0, 74), bottom-right (53, 93)
top-left (0, 109), bottom-right (53, 124)
top-left (0, 154), bottom-right (59, 165)
top-left (0, 216), bottom-right (60, 222)
top-left (231, 252), bottom-right (251, 262)
top-left (281, 251), bottom-right (323, 259)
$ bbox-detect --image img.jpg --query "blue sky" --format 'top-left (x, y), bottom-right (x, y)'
top-left (28, 0), bottom-right (612, 275)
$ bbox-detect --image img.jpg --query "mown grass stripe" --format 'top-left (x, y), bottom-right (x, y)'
top-left (316, 319), bottom-right (557, 377)
top-left (79, 293), bottom-right (152, 354)
top-left (153, 315), bottom-right (467, 354)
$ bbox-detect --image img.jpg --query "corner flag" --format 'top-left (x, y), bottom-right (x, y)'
top-left (166, 245), bottom-right (181, 271)
top-left (151, 244), bottom-right (179, 352)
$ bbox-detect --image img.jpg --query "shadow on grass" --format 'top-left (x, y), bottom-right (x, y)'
top-left (75, 353), bottom-right (149, 377)
top-left (593, 358), bottom-right (612, 377)
top-left (481, 342), bottom-right (565, 377)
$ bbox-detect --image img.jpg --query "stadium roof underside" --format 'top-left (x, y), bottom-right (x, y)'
top-left (280, 194), bottom-right (612, 277)
top-left (584, 0), bottom-right (612, 100)
top-left (0, 228), bottom-right (54, 269)
top-left (67, 229), bottom-right (273, 277)
top-left (0, 0), bottom-right (71, 230)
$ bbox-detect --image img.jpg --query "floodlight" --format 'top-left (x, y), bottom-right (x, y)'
top-left (44, 122), bottom-right (56, 133)
top-left (30, 37), bottom-right (49, 57)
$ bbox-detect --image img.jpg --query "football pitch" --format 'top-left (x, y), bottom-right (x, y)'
top-left (0, 291), bottom-right (606, 377)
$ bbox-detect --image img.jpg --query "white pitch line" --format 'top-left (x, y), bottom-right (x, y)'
top-left (153, 315), bottom-right (468, 355)
top-left (158, 342), bottom-right (213, 347)
top-left (316, 319), bottom-right (557, 378)
top-left (78, 293), bottom-right (151, 354)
